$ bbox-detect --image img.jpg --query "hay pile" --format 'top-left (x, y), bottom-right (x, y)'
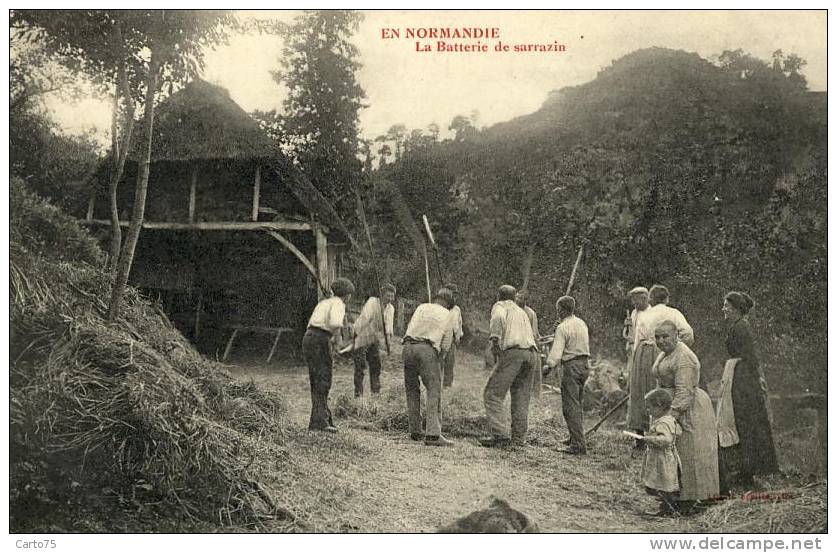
top-left (333, 382), bottom-right (487, 437)
top-left (9, 181), bottom-right (291, 531)
top-left (333, 375), bottom-right (564, 444)
top-left (694, 482), bottom-right (827, 533)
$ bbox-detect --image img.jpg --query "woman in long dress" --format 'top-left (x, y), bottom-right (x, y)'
top-left (718, 292), bottom-right (779, 492)
top-left (652, 320), bottom-right (719, 509)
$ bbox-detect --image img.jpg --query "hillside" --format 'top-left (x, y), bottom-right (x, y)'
top-left (372, 47), bottom-right (827, 393)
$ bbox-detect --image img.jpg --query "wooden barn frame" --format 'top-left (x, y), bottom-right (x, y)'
top-left (85, 80), bottom-right (348, 358)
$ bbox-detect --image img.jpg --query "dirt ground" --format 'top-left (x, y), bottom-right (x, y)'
top-left (226, 344), bottom-right (825, 534)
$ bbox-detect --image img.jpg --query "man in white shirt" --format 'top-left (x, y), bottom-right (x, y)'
top-left (442, 283), bottom-right (463, 389)
top-left (647, 284), bottom-right (694, 346)
top-left (515, 289), bottom-right (542, 401)
top-left (302, 277), bottom-right (355, 433)
top-left (480, 285), bottom-right (537, 448)
top-left (402, 288), bottom-right (455, 446)
top-left (543, 295), bottom-right (591, 454)
top-left (350, 283), bottom-right (396, 397)
top-left (626, 286), bottom-right (656, 446)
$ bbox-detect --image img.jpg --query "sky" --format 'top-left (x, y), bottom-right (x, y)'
top-left (42, 10), bottom-right (827, 144)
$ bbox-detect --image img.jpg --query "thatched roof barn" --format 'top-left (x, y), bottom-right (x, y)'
top-left (86, 80), bottom-right (349, 360)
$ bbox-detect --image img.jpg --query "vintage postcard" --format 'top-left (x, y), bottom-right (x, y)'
top-left (7, 7), bottom-right (828, 547)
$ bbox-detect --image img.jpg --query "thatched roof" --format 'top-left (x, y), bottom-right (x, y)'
top-left (96, 79), bottom-right (357, 245)
top-left (130, 79), bottom-right (278, 162)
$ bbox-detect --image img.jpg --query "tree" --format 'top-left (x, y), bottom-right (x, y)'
top-left (773, 50), bottom-right (808, 89)
top-left (360, 138), bottom-right (374, 174)
top-left (13, 10), bottom-right (236, 321)
top-left (427, 122), bottom-right (440, 142)
top-left (448, 114), bottom-right (477, 142)
top-left (385, 123), bottom-right (408, 160)
top-left (10, 40), bottom-right (83, 111)
top-left (377, 143), bottom-right (392, 166)
top-left (109, 11), bottom-right (234, 322)
top-left (12, 11), bottom-right (147, 267)
top-left (9, 40), bottom-right (99, 214)
top-left (273, 10), bottom-right (366, 216)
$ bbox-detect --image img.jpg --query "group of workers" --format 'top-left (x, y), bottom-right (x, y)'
top-left (302, 278), bottom-right (779, 516)
top-left (301, 277), bottom-right (590, 454)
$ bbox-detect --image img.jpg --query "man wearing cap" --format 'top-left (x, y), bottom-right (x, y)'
top-left (623, 288), bottom-right (643, 373)
top-left (402, 288), bottom-right (456, 447)
top-left (349, 283), bottom-right (396, 397)
top-left (626, 286), bottom-right (656, 448)
top-left (480, 285), bottom-right (538, 448)
top-left (543, 295), bottom-right (591, 454)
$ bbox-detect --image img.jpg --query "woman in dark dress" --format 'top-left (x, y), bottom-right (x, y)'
top-left (718, 292), bottom-right (779, 492)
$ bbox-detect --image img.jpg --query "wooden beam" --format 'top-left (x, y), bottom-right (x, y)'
top-left (396, 298), bottom-right (406, 336)
top-left (194, 289), bottom-right (203, 340)
top-left (264, 230), bottom-right (327, 296)
top-left (222, 328), bottom-right (239, 362)
top-left (83, 219), bottom-right (312, 231)
top-left (188, 167), bottom-right (197, 223)
top-left (86, 187), bottom-right (96, 221)
top-left (315, 225), bottom-right (329, 301)
top-left (266, 329), bottom-right (294, 364)
top-left (252, 165), bottom-right (261, 222)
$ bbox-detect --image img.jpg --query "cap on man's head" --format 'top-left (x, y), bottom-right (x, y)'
top-left (498, 285), bottom-right (517, 301)
top-left (381, 283), bottom-right (397, 295)
top-left (444, 283), bottom-right (459, 294)
top-left (556, 295), bottom-right (576, 313)
top-left (629, 286), bottom-right (649, 296)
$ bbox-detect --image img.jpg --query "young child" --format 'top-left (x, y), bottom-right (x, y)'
top-left (641, 388), bottom-right (682, 516)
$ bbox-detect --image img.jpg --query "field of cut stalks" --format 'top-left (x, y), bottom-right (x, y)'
top-left (236, 344), bottom-right (826, 534)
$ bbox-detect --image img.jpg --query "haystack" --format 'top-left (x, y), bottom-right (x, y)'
top-left (10, 179), bottom-right (291, 531)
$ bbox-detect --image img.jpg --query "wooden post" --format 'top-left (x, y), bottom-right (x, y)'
top-left (194, 289), bottom-right (203, 341)
top-left (188, 167), bottom-right (197, 223)
top-left (267, 329), bottom-right (282, 364)
top-left (315, 225), bottom-right (329, 300)
top-left (222, 328), bottom-right (239, 362)
top-left (396, 298), bottom-right (406, 336)
top-left (86, 186), bottom-right (96, 221)
top-left (265, 230), bottom-right (326, 295)
top-left (252, 165), bottom-right (261, 222)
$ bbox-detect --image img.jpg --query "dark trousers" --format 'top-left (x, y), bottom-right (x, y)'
top-left (718, 444), bottom-right (755, 495)
top-left (302, 328), bottom-right (335, 430)
top-left (353, 344), bottom-right (382, 397)
top-left (561, 356), bottom-right (590, 450)
top-left (403, 342), bottom-right (443, 437)
top-left (443, 342), bottom-right (456, 388)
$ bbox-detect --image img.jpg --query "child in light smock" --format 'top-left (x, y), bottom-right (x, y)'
top-left (640, 388), bottom-right (682, 516)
